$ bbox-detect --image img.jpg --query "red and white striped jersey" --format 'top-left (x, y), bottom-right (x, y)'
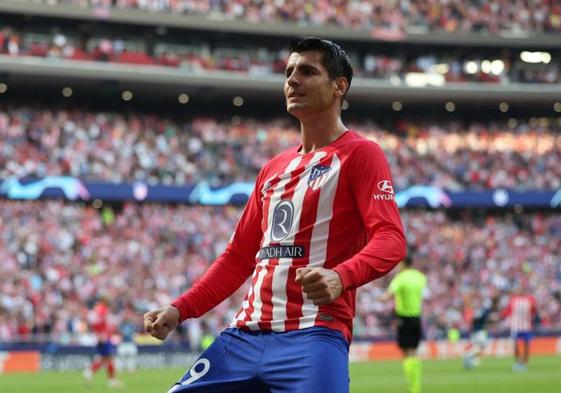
top-left (503, 294), bottom-right (537, 333)
top-left (89, 302), bottom-right (112, 342)
top-left (172, 131), bottom-right (406, 342)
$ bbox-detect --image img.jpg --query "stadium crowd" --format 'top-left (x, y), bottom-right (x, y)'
top-left (30, 0), bottom-right (561, 35)
top-left (1, 106), bottom-right (560, 190)
top-left (1, 26), bottom-right (559, 84)
top-left (0, 0), bottom-right (558, 371)
top-left (0, 200), bottom-right (559, 345)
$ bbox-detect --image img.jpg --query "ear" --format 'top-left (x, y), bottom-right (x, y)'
top-left (334, 77), bottom-right (348, 97)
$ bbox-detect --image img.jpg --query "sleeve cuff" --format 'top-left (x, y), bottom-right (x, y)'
top-left (333, 264), bottom-right (355, 291)
top-left (170, 299), bottom-right (189, 324)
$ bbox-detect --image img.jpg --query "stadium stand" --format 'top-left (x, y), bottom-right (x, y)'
top-left (0, 0), bottom-right (560, 367)
top-left (1, 201), bottom-right (560, 346)
top-left (14, 0), bottom-right (561, 35)
top-left (1, 107), bottom-right (560, 189)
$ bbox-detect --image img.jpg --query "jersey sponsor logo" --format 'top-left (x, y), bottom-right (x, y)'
top-left (259, 245), bottom-right (306, 260)
top-left (373, 180), bottom-right (396, 201)
top-left (307, 165), bottom-right (331, 191)
top-left (377, 180), bottom-right (394, 194)
top-left (271, 200), bottom-right (294, 241)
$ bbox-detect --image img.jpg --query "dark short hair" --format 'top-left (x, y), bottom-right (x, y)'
top-left (403, 255), bottom-right (413, 267)
top-left (404, 245), bottom-right (416, 266)
top-left (288, 36), bottom-right (353, 95)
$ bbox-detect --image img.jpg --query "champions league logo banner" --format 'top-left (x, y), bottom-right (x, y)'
top-left (0, 177), bottom-right (559, 209)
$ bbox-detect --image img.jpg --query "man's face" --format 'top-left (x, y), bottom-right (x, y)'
top-left (284, 51), bottom-right (339, 117)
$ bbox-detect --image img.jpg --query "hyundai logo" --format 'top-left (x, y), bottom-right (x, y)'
top-left (377, 180), bottom-right (394, 194)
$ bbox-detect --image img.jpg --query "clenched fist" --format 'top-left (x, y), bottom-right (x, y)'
top-left (295, 267), bottom-right (343, 305)
top-left (143, 305), bottom-right (180, 340)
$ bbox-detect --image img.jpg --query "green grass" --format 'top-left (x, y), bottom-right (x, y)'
top-left (351, 356), bottom-right (561, 393)
top-left (0, 356), bottom-right (559, 392)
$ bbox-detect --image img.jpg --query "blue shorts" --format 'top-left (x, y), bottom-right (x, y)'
top-left (97, 341), bottom-right (115, 357)
top-left (168, 327), bottom-right (349, 393)
top-left (513, 331), bottom-right (533, 342)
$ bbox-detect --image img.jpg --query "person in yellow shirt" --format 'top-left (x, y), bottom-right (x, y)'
top-left (381, 252), bottom-right (427, 393)
top-left (199, 322), bottom-right (215, 352)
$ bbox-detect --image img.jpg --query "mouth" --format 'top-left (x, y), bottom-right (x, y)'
top-left (287, 95), bottom-right (304, 102)
top-left (287, 92), bottom-right (304, 99)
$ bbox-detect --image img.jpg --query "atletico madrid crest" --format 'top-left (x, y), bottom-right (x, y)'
top-left (307, 165), bottom-right (331, 191)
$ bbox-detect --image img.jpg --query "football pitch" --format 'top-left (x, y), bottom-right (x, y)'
top-left (0, 356), bottom-right (559, 393)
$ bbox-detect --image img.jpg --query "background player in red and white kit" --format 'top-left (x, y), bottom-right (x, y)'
top-left (83, 297), bottom-right (123, 387)
top-left (144, 36), bottom-right (406, 393)
top-left (501, 285), bottom-right (538, 372)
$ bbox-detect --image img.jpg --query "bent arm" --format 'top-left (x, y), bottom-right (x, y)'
top-left (171, 247), bottom-right (256, 322)
top-left (334, 142), bottom-right (406, 290)
top-left (171, 175), bottom-right (265, 323)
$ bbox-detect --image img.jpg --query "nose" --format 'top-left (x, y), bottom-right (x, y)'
top-left (286, 72), bottom-right (299, 87)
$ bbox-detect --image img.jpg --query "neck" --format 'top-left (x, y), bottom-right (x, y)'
top-left (299, 115), bottom-right (347, 154)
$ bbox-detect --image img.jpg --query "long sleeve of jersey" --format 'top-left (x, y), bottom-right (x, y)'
top-left (333, 141), bottom-right (406, 290)
top-left (171, 176), bottom-right (264, 323)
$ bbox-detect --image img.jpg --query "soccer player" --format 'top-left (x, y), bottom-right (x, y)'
top-left (501, 285), bottom-right (538, 372)
top-left (462, 294), bottom-right (499, 369)
top-left (380, 253), bottom-right (427, 393)
top-left (83, 297), bottom-right (123, 388)
top-left (199, 321), bottom-right (215, 352)
top-left (144, 36), bottom-right (406, 393)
